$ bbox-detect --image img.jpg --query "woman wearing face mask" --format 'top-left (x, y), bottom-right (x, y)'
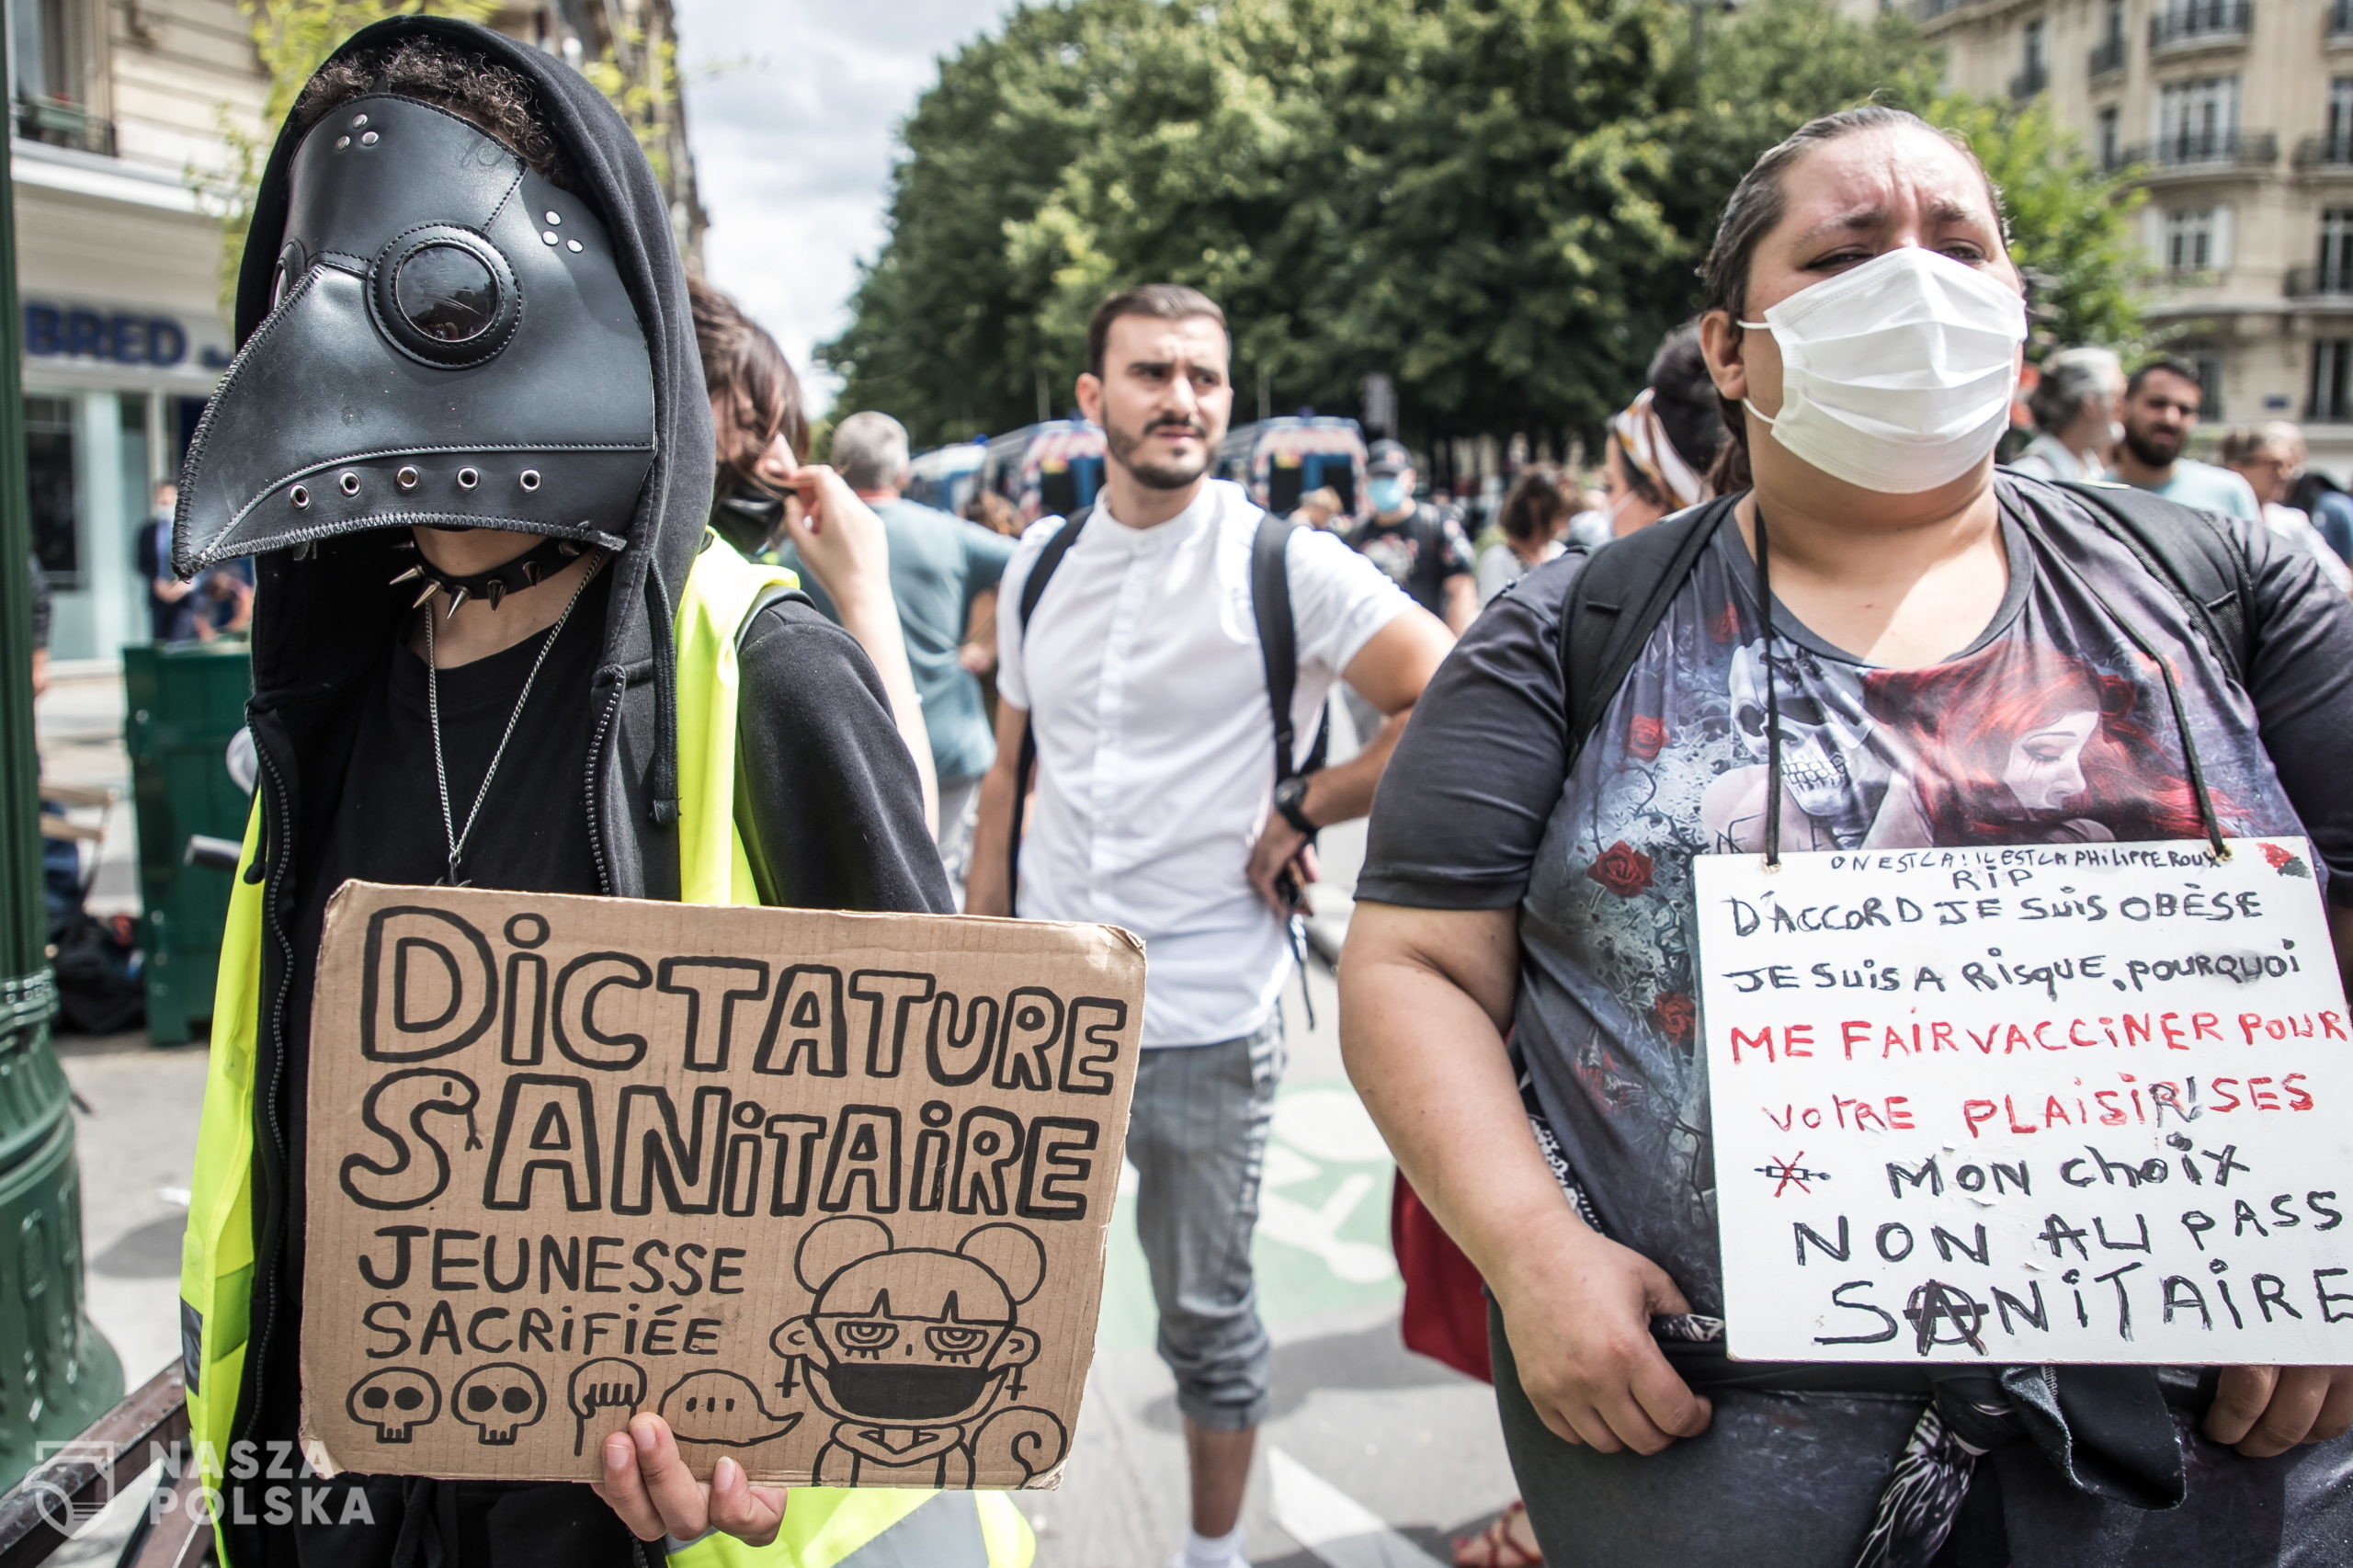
top-left (1341, 106), bottom-right (2353, 1568)
top-left (1569, 323), bottom-right (1727, 548)
top-left (691, 277), bottom-right (938, 824)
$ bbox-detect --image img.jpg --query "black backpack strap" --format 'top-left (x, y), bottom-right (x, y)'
top-left (2050, 479), bottom-right (2253, 691)
top-left (1555, 499), bottom-right (1734, 765)
top-left (1251, 510), bottom-right (1308, 784)
top-left (1007, 507), bottom-right (1092, 905)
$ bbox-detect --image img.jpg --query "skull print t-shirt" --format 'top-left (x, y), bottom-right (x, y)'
top-left (1358, 476), bottom-right (2353, 1313)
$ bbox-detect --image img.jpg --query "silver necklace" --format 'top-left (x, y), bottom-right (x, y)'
top-left (422, 550), bottom-right (604, 886)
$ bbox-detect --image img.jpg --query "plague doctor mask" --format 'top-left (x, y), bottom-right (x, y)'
top-left (1740, 245), bottom-right (2027, 495)
top-left (172, 94), bottom-right (654, 575)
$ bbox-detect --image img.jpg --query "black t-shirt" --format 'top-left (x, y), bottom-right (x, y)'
top-left (257, 573), bottom-right (632, 1568)
top-left (1347, 503), bottom-right (1474, 617)
top-left (1360, 483), bottom-right (2353, 1325)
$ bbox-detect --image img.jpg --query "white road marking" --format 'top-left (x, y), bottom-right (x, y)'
top-left (1267, 1446), bottom-right (1447, 1568)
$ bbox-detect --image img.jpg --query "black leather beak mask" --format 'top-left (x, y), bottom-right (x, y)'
top-left (173, 95), bottom-right (654, 575)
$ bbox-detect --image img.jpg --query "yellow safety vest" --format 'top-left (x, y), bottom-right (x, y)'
top-left (179, 537), bottom-right (1032, 1568)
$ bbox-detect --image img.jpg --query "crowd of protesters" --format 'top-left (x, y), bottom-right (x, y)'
top-left (136, 16), bottom-right (2353, 1568)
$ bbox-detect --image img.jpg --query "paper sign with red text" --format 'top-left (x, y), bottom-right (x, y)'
top-left (1697, 838), bottom-right (2353, 1363)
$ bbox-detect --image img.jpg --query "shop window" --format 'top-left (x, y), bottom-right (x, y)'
top-left (24, 394), bottom-right (76, 587)
top-left (2310, 339), bottom-right (2353, 424)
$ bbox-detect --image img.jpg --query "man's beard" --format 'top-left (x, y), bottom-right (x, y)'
top-left (2120, 423), bottom-right (2182, 469)
top-left (1107, 415), bottom-right (1214, 491)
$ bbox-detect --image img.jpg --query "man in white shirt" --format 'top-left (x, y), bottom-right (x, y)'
top-left (968, 286), bottom-right (1450, 1568)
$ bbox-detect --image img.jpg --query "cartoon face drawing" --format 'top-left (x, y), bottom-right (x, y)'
top-left (770, 1217), bottom-right (1044, 1432)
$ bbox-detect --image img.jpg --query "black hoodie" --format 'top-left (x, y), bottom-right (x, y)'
top-left (210, 19), bottom-right (947, 1565)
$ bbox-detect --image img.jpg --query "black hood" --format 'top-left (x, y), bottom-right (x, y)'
top-left (202, 17), bottom-right (716, 891)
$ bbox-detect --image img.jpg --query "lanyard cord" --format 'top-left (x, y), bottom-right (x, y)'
top-left (1749, 504), bottom-right (2229, 867)
top-left (2037, 532), bottom-right (2231, 858)
top-left (1754, 506), bottom-right (1785, 870)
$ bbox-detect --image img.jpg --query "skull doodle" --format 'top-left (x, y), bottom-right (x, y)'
top-left (1727, 640), bottom-right (1877, 841)
top-left (347, 1368), bottom-right (440, 1443)
top-left (453, 1362), bottom-right (547, 1445)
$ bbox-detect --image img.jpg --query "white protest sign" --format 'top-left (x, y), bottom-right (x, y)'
top-left (1696, 838), bottom-right (2353, 1364)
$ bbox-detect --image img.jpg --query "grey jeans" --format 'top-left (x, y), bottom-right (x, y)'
top-left (1128, 1014), bottom-right (1286, 1430)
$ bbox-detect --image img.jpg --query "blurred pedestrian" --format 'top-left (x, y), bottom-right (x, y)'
top-left (2222, 425), bottom-right (2352, 594)
top-left (1572, 324), bottom-right (1725, 547)
top-left (968, 283), bottom-right (1450, 1568)
top-left (1291, 484), bottom-right (1347, 530)
top-left (2112, 358), bottom-right (2259, 519)
top-left (1477, 464), bottom-right (1570, 603)
top-left (1348, 438), bottom-right (1478, 633)
top-left (1343, 104), bottom-right (2353, 1568)
top-left (133, 481), bottom-right (199, 643)
top-left (2007, 345), bottom-right (2123, 483)
top-left (971, 486), bottom-right (1024, 537)
top-left (691, 276), bottom-right (939, 824)
top-left (816, 409), bottom-right (1019, 892)
top-left (2289, 466), bottom-right (2353, 567)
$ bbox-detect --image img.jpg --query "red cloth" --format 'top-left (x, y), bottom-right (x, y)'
top-left (1391, 1173), bottom-right (1493, 1384)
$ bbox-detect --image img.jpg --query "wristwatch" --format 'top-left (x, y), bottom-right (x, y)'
top-left (1273, 775), bottom-right (1318, 836)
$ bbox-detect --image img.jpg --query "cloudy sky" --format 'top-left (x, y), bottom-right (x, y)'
top-left (673, 0), bottom-right (1017, 415)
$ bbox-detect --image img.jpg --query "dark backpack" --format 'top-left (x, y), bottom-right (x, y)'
top-left (1008, 506), bottom-right (1326, 902)
top-left (1552, 480), bottom-right (2256, 775)
top-left (51, 911), bottom-right (145, 1036)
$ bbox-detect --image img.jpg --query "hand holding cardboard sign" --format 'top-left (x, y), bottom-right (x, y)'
top-left (593, 1414), bottom-right (786, 1546)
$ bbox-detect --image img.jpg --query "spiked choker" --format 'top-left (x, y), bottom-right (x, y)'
top-left (388, 534), bottom-right (588, 615)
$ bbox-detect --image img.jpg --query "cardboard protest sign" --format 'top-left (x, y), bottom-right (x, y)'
top-left (1697, 839), bottom-right (2353, 1364)
top-left (300, 881), bottom-right (1144, 1487)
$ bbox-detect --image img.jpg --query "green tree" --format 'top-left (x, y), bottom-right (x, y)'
top-left (824, 0), bottom-right (2145, 456)
top-left (194, 2), bottom-right (690, 313)
top-left (194, 0), bottom-right (499, 311)
top-left (1926, 94), bottom-right (2146, 354)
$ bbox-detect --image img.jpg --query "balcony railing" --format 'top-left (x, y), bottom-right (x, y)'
top-left (2113, 129), bottom-right (2278, 172)
top-left (2286, 266), bottom-right (2353, 299)
top-left (2151, 0), bottom-right (2251, 51)
top-left (2088, 34), bottom-right (2127, 76)
top-left (1917, 0), bottom-right (1972, 19)
top-left (2296, 133), bottom-right (2353, 170)
top-left (2009, 62), bottom-right (2050, 99)
top-left (12, 98), bottom-right (113, 157)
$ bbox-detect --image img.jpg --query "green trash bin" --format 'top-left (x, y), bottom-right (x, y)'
top-left (122, 643), bottom-right (254, 1047)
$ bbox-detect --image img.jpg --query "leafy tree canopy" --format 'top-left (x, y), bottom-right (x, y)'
top-left (822, 0), bottom-right (2143, 454)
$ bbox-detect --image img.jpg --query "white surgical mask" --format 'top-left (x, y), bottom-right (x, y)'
top-left (1740, 246), bottom-right (2026, 494)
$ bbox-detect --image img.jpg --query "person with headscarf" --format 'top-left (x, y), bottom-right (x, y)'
top-left (169, 20), bottom-right (1025, 1568)
top-left (1569, 324), bottom-right (1727, 548)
